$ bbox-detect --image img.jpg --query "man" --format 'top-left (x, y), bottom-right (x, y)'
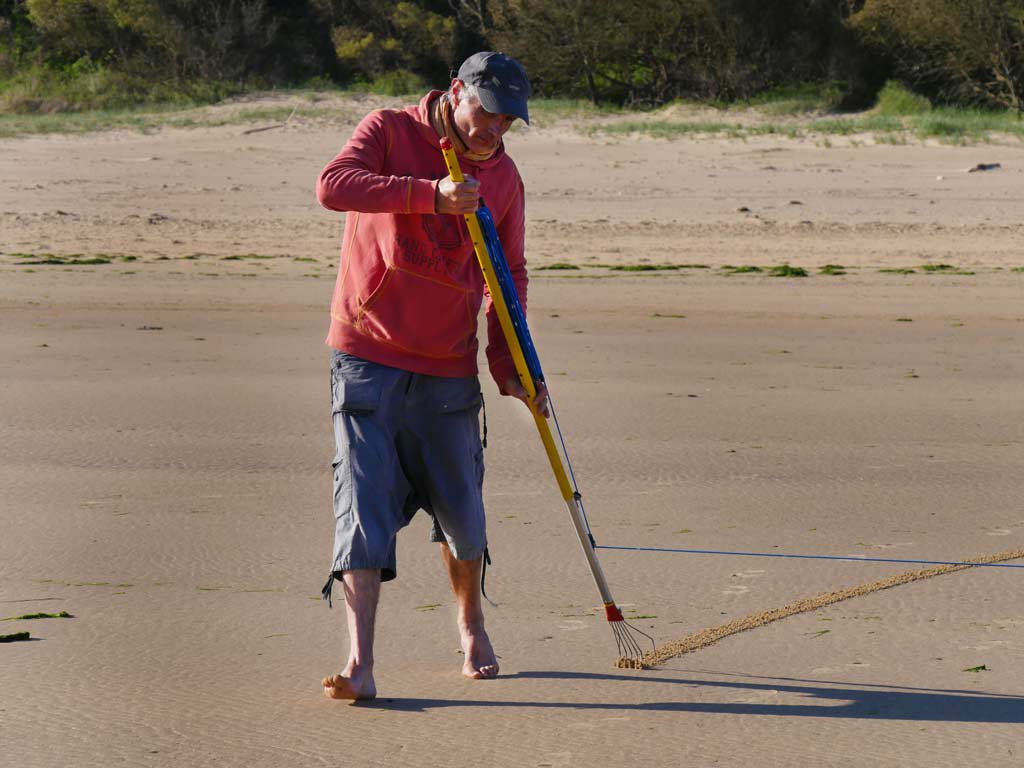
top-left (315, 52), bottom-right (547, 701)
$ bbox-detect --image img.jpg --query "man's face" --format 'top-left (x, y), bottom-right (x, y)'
top-left (452, 80), bottom-right (516, 155)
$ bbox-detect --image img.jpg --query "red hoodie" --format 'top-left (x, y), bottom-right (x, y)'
top-left (317, 91), bottom-right (526, 387)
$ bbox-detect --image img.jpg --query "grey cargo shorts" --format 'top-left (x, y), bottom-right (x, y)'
top-left (328, 349), bottom-right (486, 582)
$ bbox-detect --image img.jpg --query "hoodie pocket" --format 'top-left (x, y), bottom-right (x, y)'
top-left (358, 266), bottom-right (474, 360)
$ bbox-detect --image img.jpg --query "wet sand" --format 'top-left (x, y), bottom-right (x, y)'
top-left (2, 97), bottom-right (1023, 767)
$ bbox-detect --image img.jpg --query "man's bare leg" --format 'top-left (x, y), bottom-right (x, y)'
top-left (440, 544), bottom-right (498, 679)
top-left (322, 569), bottom-right (379, 700)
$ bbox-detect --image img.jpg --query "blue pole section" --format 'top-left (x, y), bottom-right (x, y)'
top-left (476, 204), bottom-right (544, 382)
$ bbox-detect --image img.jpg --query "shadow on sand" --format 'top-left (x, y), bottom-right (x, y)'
top-left (359, 669), bottom-right (1023, 722)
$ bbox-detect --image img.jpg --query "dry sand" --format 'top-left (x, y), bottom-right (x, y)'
top-left (2, 96), bottom-right (1023, 767)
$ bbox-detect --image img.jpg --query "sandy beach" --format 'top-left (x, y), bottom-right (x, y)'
top-left (2, 96), bottom-right (1023, 767)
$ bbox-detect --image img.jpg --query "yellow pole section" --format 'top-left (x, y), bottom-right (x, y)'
top-left (440, 140), bottom-right (575, 503)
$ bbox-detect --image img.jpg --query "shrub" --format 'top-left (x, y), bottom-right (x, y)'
top-left (354, 69), bottom-right (428, 96)
top-left (874, 80), bottom-right (932, 114)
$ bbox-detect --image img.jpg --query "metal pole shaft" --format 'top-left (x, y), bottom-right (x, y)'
top-left (440, 138), bottom-right (618, 609)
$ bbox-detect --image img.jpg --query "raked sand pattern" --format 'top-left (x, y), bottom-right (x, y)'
top-left (633, 548), bottom-right (1024, 668)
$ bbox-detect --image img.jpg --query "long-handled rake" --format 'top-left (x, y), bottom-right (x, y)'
top-left (440, 138), bottom-right (654, 668)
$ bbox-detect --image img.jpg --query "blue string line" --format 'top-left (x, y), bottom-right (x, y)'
top-left (471, 204), bottom-right (1023, 575)
top-left (593, 544), bottom-right (1024, 569)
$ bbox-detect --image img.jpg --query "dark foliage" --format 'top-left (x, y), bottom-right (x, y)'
top-left (2, 0), bottom-right (1021, 111)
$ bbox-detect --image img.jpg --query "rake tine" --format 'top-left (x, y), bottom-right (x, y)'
top-left (609, 611), bottom-right (656, 669)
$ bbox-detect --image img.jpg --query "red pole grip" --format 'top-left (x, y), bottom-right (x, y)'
top-left (605, 603), bottom-right (624, 622)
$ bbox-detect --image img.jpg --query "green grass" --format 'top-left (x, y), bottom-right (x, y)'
top-left (0, 631), bottom-right (31, 642)
top-left (0, 57), bottom-right (365, 138)
top-left (600, 262), bottom-right (707, 270)
top-left (347, 69), bottom-right (426, 98)
top-left (542, 273), bottom-right (619, 279)
top-left (2, 611), bottom-right (72, 621)
top-left (0, 99), bottom-right (350, 139)
top-left (0, 59), bottom-right (248, 112)
top-left (963, 665), bottom-right (987, 673)
top-left (810, 109), bottom-right (1024, 142)
top-left (651, 312), bottom-right (686, 319)
top-left (806, 114), bottom-right (905, 134)
top-left (607, 263), bottom-right (682, 272)
top-left (593, 120), bottom-right (803, 140)
top-left (819, 264), bottom-right (847, 275)
top-left (720, 263), bottom-right (810, 277)
top-left (537, 262), bottom-right (581, 270)
top-left (0, 102), bottom-right (193, 138)
top-left (875, 81), bottom-right (933, 116)
top-left (916, 264), bottom-right (976, 275)
top-left (221, 253), bottom-right (277, 261)
top-left (744, 82), bottom-right (844, 115)
top-left (12, 253), bottom-right (111, 265)
top-left (525, 97), bottom-right (623, 127)
top-left (1011, 267), bottom-right (1024, 273)
top-left (586, 81), bottom-right (1024, 143)
top-left (913, 110), bottom-right (1024, 142)
top-left (592, 120), bottom-right (736, 139)
top-left (880, 268), bottom-right (915, 275)
top-left (0, 88), bottom-right (622, 139)
top-left (6, 76), bottom-right (1022, 144)
top-left (769, 264), bottom-right (808, 277)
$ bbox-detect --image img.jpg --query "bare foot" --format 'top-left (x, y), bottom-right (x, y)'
top-left (322, 664), bottom-right (376, 701)
top-left (460, 624), bottom-right (499, 680)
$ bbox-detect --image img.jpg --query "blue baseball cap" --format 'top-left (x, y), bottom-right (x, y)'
top-left (457, 52), bottom-right (532, 125)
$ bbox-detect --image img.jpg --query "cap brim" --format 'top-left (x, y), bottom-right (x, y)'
top-left (477, 87), bottom-right (529, 125)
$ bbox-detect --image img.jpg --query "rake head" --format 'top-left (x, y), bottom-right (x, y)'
top-left (604, 603), bottom-right (656, 669)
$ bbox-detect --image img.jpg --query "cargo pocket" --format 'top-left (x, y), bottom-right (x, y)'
top-left (331, 354), bottom-right (383, 415)
top-left (431, 376), bottom-right (482, 415)
top-left (330, 356), bottom-right (384, 519)
top-left (430, 376), bottom-right (484, 462)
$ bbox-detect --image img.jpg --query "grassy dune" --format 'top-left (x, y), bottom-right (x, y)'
top-left (2, 82), bottom-right (1022, 144)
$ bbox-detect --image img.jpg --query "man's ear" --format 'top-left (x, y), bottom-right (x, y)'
top-left (450, 78), bottom-right (464, 106)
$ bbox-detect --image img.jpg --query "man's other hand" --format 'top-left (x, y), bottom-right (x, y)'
top-left (503, 377), bottom-right (550, 418)
top-left (435, 174), bottom-right (481, 215)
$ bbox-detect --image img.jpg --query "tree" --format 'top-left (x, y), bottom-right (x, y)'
top-left (851, 0), bottom-right (1024, 110)
top-left (491, 0), bottom-right (733, 105)
top-left (329, 0), bottom-right (457, 87)
top-left (0, 0), bottom-right (43, 74)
